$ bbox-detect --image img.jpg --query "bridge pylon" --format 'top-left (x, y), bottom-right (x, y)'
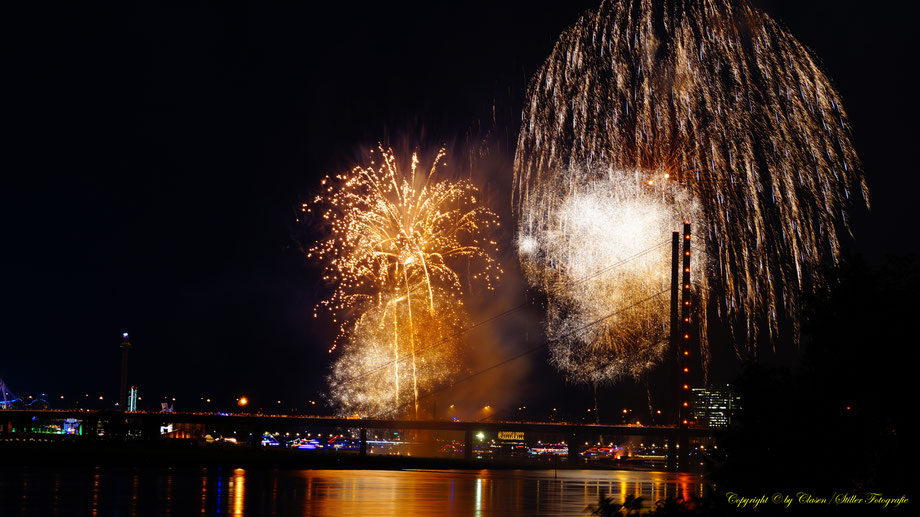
top-left (668, 222), bottom-right (697, 471)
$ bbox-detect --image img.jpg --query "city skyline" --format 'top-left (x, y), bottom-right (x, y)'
top-left (3, 0), bottom-right (913, 422)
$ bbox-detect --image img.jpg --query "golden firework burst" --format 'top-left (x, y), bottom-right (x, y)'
top-left (309, 146), bottom-right (501, 417)
top-left (514, 0), bottom-right (867, 383)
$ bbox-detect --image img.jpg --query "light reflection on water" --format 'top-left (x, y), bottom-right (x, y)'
top-left (0, 467), bottom-right (703, 516)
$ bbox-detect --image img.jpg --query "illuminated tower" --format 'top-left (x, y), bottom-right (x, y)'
top-left (667, 223), bottom-right (696, 471)
top-left (119, 332), bottom-right (132, 410)
top-left (678, 222), bottom-right (693, 469)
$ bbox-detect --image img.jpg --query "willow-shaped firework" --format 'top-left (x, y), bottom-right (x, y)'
top-left (327, 290), bottom-right (465, 418)
top-left (309, 147), bottom-right (501, 417)
top-left (513, 0), bottom-right (867, 383)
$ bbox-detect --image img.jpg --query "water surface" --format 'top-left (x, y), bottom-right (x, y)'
top-left (0, 467), bottom-right (704, 516)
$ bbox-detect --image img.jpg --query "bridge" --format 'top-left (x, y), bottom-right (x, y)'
top-left (0, 409), bottom-right (713, 466)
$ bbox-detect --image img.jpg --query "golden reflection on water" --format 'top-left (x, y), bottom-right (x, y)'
top-left (52, 472), bottom-right (61, 517)
top-left (90, 471), bottom-right (99, 517)
top-left (200, 470), bottom-right (207, 514)
top-left (281, 470), bottom-right (700, 516)
top-left (20, 471), bottom-right (28, 514)
top-left (232, 468), bottom-right (245, 515)
top-left (5, 467), bottom-right (703, 516)
top-left (130, 472), bottom-right (139, 517)
top-left (158, 469), bottom-right (173, 516)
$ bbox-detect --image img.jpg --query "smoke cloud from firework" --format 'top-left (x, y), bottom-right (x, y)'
top-left (522, 167), bottom-right (705, 385)
top-left (514, 0), bottom-right (867, 383)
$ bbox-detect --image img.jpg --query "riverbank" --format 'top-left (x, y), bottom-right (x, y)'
top-left (0, 438), bottom-right (677, 472)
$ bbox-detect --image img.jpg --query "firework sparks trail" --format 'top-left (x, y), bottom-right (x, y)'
top-left (326, 290), bottom-right (466, 418)
top-left (513, 0), bottom-right (867, 383)
top-left (309, 146), bottom-right (501, 417)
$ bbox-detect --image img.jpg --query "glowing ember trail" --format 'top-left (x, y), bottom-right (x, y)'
top-left (309, 147), bottom-right (501, 418)
top-left (514, 0), bottom-right (867, 383)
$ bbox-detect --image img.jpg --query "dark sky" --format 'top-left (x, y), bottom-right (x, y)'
top-left (3, 1), bottom-right (914, 418)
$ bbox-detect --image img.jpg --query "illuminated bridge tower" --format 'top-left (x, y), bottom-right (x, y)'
top-left (667, 222), bottom-right (697, 471)
top-left (677, 222), bottom-right (694, 469)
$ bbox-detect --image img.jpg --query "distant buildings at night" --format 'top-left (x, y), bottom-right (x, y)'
top-left (690, 385), bottom-right (741, 428)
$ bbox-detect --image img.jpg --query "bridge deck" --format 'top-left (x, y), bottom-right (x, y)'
top-left (1, 409), bottom-right (713, 437)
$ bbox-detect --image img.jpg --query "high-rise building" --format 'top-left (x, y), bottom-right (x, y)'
top-left (119, 332), bottom-right (132, 410)
top-left (127, 386), bottom-right (138, 412)
top-left (690, 385), bottom-right (741, 428)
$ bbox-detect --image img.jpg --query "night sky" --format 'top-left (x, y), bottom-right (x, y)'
top-left (3, 1), bottom-right (914, 418)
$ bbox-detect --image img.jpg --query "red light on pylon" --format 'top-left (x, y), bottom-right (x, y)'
top-left (683, 384), bottom-right (689, 390)
top-left (683, 367), bottom-right (689, 373)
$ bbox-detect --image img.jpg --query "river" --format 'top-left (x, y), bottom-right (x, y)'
top-left (1, 467), bottom-right (704, 516)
